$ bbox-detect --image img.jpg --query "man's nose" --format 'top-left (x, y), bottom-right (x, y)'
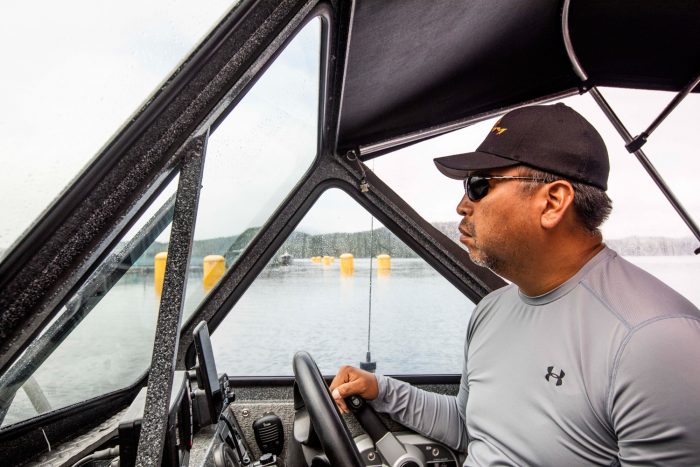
top-left (457, 193), bottom-right (474, 217)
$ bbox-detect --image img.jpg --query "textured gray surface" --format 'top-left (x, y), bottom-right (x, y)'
top-left (231, 400), bottom-right (295, 461)
top-left (136, 136), bottom-right (207, 466)
top-left (229, 383), bottom-right (459, 462)
top-left (23, 408), bottom-right (126, 467)
top-left (190, 424), bottom-right (218, 467)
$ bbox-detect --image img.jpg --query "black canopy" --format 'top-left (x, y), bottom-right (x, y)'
top-left (337, 0), bottom-right (700, 156)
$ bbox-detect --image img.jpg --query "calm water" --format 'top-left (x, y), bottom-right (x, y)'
top-left (211, 258), bottom-right (472, 377)
top-left (3, 256), bottom-right (699, 426)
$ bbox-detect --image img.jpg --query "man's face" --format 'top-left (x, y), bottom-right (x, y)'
top-left (457, 166), bottom-right (536, 274)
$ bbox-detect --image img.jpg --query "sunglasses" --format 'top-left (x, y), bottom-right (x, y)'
top-left (463, 175), bottom-right (549, 201)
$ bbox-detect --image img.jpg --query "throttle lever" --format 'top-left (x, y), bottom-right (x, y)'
top-left (345, 396), bottom-right (424, 467)
top-left (345, 395), bottom-right (390, 441)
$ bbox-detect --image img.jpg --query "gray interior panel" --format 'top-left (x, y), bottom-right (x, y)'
top-left (229, 382), bottom-right (460, 460)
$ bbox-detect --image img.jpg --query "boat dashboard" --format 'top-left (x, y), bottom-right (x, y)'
top-left (29, 322), bottom-right (462, 467)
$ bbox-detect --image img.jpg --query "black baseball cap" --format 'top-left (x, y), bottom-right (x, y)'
top-left (434, 103), bottom-right (609, 190)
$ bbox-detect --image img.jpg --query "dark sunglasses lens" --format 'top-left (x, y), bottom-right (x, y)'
top-left (467, 177), bottom-right (490, 200)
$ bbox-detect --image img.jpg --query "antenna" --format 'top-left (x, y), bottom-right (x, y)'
top-left (360, 161), bottom-right (377, 372)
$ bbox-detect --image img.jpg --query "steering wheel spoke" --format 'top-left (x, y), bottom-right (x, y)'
top-left (345, 395), bottom-right (425, 467)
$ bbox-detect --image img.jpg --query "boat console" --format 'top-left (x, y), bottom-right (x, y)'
top-left (34, 322), bottom-right (460, 467)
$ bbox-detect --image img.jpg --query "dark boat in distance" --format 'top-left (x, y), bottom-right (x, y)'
top-left (279, 252), bottom-right (292, 266)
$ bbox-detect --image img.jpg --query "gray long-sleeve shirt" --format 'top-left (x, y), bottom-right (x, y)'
top-left (370, 247), bottom-right (700, 466)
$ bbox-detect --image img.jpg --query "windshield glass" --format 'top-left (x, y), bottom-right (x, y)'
top-left (180, 18), bottom-right (321, 320)
top-left (0, 0), bottom-right (237, 260)
top-left (0, 175), bottom-right (178, 428)
top-left (211, 188), bottom-right (474, 376)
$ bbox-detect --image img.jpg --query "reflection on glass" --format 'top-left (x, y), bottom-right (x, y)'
top-left (0, 175), bottom-right (179, 427)
top-left (211, 188), bottom-right (475, 376)
top-left (181, 18), bottom-right (321, 319)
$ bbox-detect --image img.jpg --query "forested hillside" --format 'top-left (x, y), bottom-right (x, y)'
top-left (126, 220), bottom-right (696, 267)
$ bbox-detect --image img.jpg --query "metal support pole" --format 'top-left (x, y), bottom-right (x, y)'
top-left (627, 73), bottom-right (700, 152)
top-left (22, 375), bottom-right (51, 415)
top-left (561, 0), bottom-right (700, 254)
top-left (135, 133), bottom-right (208, 466)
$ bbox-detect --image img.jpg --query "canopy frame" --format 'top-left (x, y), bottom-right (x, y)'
top-left (561, 0), bottom-right (700, 255)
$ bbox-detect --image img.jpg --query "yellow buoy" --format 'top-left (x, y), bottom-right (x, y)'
top-left (203, 255), bottom-right (226, 290)
top-left (340, 253), bottom-right (354, 275)
top-left (376, 254), bottom-right (391, 271)
top-left (154, 252), bottom-right (168, 295)
top-left (311, 256), bottom-right (322, 263)
top-left (377, 254), bottom-right (391, 276)
top-left (323, 255), bottom-right (333, 266)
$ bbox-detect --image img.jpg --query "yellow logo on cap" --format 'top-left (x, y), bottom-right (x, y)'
top-left (490, 119), bottom-right (507, 135)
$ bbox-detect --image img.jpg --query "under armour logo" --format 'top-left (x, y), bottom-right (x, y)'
top-left (545, 366), bottom-right (565, 386)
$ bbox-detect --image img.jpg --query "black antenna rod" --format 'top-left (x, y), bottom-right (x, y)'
top-left (360, 160), bottom-right (377, 372)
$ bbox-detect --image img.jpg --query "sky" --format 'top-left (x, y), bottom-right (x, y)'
top-left (0, 0), bottom-right (236, 250)
top-left (373, 90), bottom-right (700, 240)
top-left (1, 1), bottom-right (699, 255)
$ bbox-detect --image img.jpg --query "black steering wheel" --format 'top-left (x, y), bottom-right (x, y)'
top-left (292, 351), bottom-right (365, 467)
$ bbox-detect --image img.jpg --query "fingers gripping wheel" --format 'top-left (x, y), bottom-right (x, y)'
top-left (344, 396), bottom-right (425, 467)
top-left (292, 351), bottom-right (365, 467)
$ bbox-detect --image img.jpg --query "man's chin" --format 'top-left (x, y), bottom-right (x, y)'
top-left (461, 238), bottom-right (496, 270)
top-left (468, 249), bottom-right (500, 271)
top-left (467, 250), bottom-right (486, 267)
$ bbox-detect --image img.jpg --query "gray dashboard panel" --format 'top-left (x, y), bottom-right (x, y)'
top-left (227, 383), bottom-right (460, 463)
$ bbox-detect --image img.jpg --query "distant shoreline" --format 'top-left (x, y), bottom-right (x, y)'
top-left (2, 224), bottom-right (695, 266)
top-left (120, 222), bottom-right (699, 268)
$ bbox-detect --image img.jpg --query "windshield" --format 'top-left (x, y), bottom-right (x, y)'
top-left (0, 176), bottom-right (178, 427)
top-left (0, 0), bottom-right (237, 260)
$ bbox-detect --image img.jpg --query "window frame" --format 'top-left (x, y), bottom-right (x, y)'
top-left (0, 0), bottom-right (324, 446)
top-left (177, 0), bottom-right (508, 370)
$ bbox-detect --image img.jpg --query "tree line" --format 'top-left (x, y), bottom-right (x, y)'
top-left (126, 221), bottom-right (697, 268)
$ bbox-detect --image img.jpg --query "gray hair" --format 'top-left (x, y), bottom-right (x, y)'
top-left (517, 166), bottom-right (612, 236)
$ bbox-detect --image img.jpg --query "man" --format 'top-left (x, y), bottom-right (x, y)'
top-left (330, 103), bottom-right (700, 465)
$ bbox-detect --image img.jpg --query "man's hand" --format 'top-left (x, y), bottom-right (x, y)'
top-left (329, 365), bottom-right (379, 414)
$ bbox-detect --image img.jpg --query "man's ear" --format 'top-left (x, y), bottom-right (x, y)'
top-left (540, 180), bottom-right (575, 230)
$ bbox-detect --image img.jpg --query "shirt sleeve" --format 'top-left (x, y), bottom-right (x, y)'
top-left (610, 316), bottom-right (700, 466)
top-left (368, 329), bottom-right (471, 452)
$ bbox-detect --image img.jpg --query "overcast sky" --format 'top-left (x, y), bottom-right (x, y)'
top-left (373, 90), bottom-right (700, 240)
top-left (0, 0), bottom-right (235, 250)
top-left (2, 2), bottom-right (699, 255)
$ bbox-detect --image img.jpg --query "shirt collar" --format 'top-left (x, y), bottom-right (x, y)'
top-left (517, 245), bottom-right (615, 306)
